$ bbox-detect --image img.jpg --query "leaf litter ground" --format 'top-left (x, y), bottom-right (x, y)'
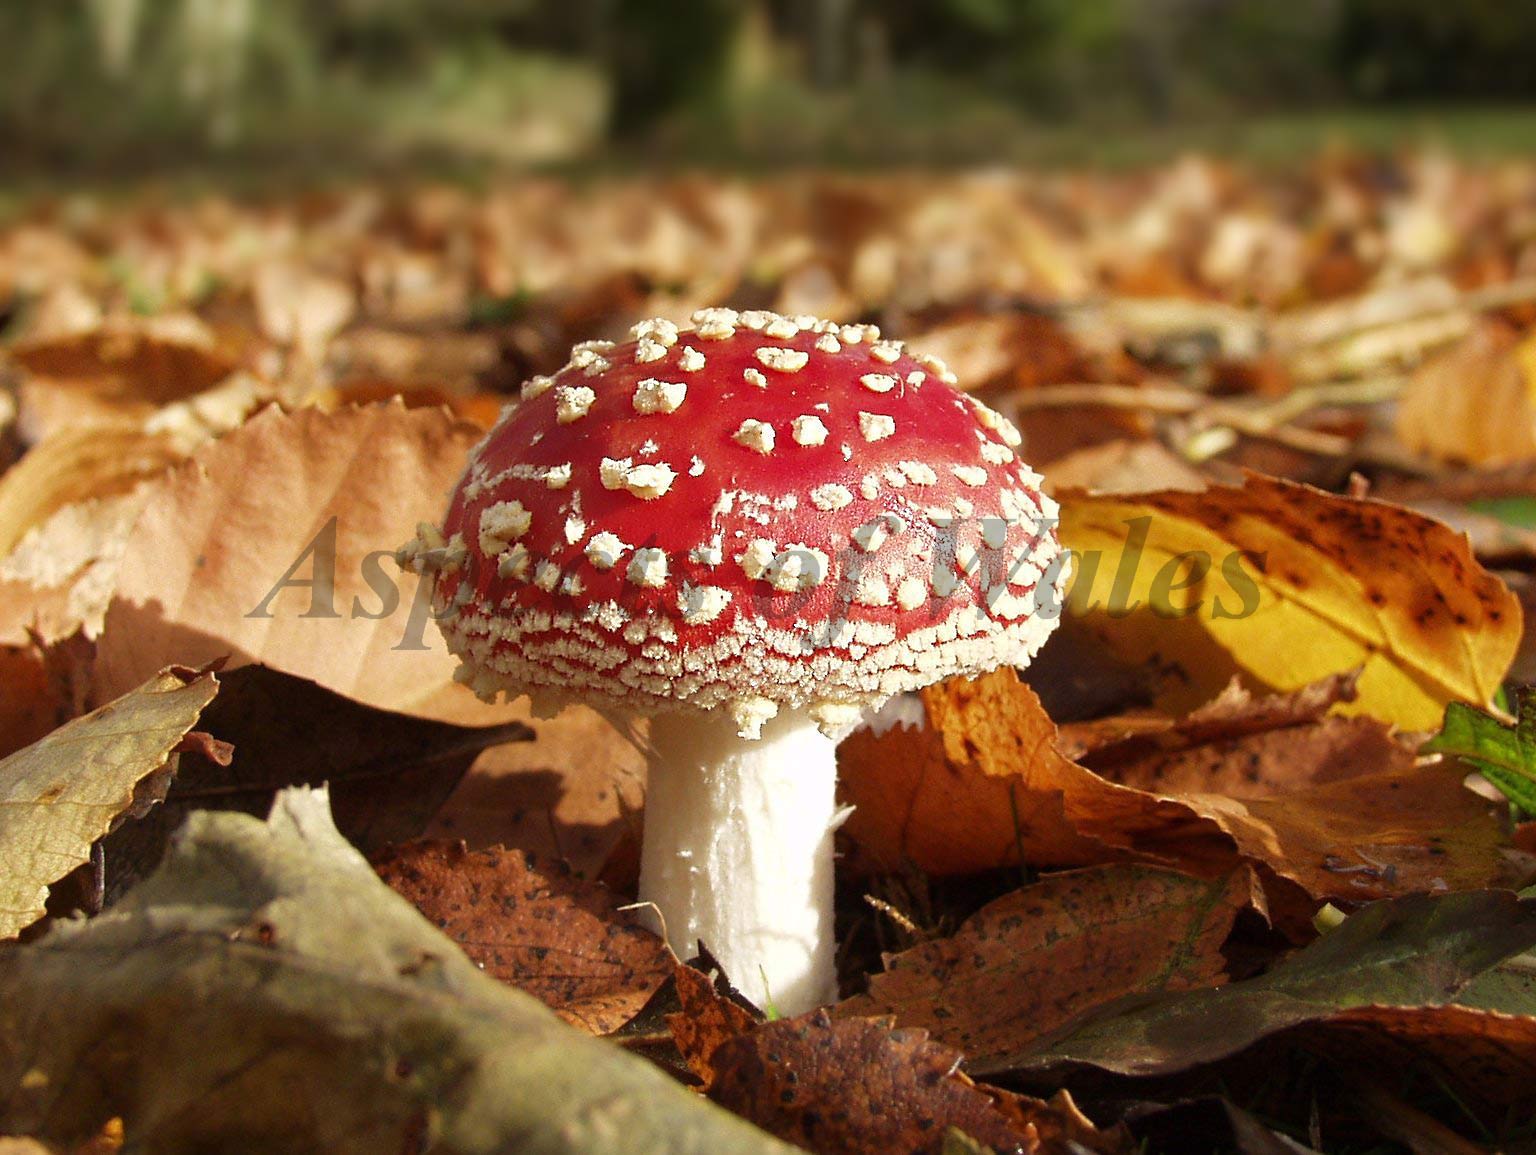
top-left (5, 156), bottom-right (1536, 1151)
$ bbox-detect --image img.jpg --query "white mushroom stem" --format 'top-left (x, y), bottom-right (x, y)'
top-left (639, 707), bottom-right (842, 1015)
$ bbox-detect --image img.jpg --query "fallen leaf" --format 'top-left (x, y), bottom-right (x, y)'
top-left (0, 425), bottom-right (180, 560)
top-left (1180, 763), bottom-right (1512, 907)
top-left (842, 670), bottom-right (1507, 910)
top-left (668, 962), bottom-right (761, 1086)
top-left (904, 312), bottom-right (1137, 394)
top-left (0, 667), bottom-right (217, 939)
top-left (837, 865), bottom-right (1251, 1063)
top-left (92, 401), bottom-right (486, 718)
top-left (0, 645), bottom-right (66, 759)
top-left (251, 263), bottom-right (356, 353)
top-left (1064, 676), bottom-right (1418, 797)
top-left (426, 700), bottom-right (646, 880)
top-left (373, 839), bottom-right (672, 1034)
top-left (1422, 684), bottom-right (1536, 812)
top-left (99, 664), bottom-right (531, 902)
top-left (707, 1011), bottom-right (1039, 1155)
top-left (987, 889), bottom-right (1536, 1081)
top-left (1041, 439), bottom-right (1208, 496)
top-left (837, 669), bottom-right (1231, 877)
top-left (1395, 320), bottom-right (1536, 466)
top-left (0, 787), bottom-right (797, 1155)
top-left (1060, 474), bottom-right (1521, 727)
top-left (0, 490), bottom-right (150, 644)
top-left (9, 314), bottom-right (239, 406)
top-left (1301, 1002), bottom-right (1536, 1119)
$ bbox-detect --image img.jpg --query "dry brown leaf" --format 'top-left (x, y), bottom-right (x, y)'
top-left (373, 840), bottom-right (672, 1034)
top-left (330, 326), bottom-right (500, 393)
top-left (0, 425), bottom-right (181, 559)
top-left (426, 700), bottom-right (645, 880)
top-left (903, 312), bottom-right (1136, 394)
top-left (837, 865), bottom-right (1251, 1063)
top-left (251, 263), bottom-right (356, 353)
top-left (91, 401), bottom-right (484, 719)
top-left (1395, 320), bottom-right (1536, 466)
top-left (1304, 1003), bottom-right (1536, 1119)
top-left (0, 646), bottom-right (66, 760)
top-left (0, 667), bottom-right (218, 939)
top-left (1042, 439), bottom-right (1209, 496)
top-left (707, 1011), bottom-right (1041, 1155)
top-left (0, 489), bottom-right (153, 647)
top-left (1181, 763), bottom-right (1510, 906)
top-left (0, 578), bottom-right (78, 649)
top-left (668, 963), bottom-right (761, 1086)
top-left (842, 670), bottom-right (1508, 910)
top-left (837, 669), bottom-right (1230, 877)
top-left (0, 1140), bottom-right (52, 1154)
top-left (1061, 474), bottom-right (1521, 727)
top-left (1085, 715), bottom-right (1415, 797)
top-left (9, 314), bottom-right (239, 406)
top-left (1063, 675), bottom-right (1418, 797)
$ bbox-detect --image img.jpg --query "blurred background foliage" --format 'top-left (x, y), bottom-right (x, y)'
top-left (5, 0), bottom-right (1536, 177)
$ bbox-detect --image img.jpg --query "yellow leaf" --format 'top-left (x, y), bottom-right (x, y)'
top-left (1059, 474), bottom-right (1520, 728)
top-left (0, 667), bottom-right (218, 939)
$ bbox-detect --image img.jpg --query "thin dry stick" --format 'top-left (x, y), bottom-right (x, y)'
top-left (1011, 377), bottom-right (1405, 457)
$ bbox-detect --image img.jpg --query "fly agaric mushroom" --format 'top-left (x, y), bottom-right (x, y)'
top-left (401, 309), bottom-right (1067, 1014)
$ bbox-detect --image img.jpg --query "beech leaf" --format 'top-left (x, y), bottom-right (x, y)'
top-left (841, 669), bottom-right (1510, 906)
top-left (837, 669), bottom-right (1232, 877)
top-left (1059, 474), bottom-right (1521, 727)
top-left (0, 666), bottom-right (218, 939)
top-left (92, 401), bottom-right (485, 719)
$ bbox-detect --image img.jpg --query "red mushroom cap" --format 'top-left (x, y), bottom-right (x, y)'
top-left (415, 309), bottom-right (1066, 737)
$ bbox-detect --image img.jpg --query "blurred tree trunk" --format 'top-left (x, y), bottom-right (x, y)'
top-left (598, 0), bottom-right (742, 135)
top-left (809, 0), bottom-right (853, 89)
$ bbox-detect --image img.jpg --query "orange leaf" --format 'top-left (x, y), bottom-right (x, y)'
top-left (374, 840), bottom-right (672, 1035)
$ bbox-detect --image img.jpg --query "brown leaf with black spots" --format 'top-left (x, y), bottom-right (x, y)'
top-left (667, 963), bottom-right (761, 1086)
top-left (837, 865), bottom-right (1252, 1063)
top-left (374, 839), bottom-right (673, 1035)
top-left (1183, 763), bottom-right (1512, 907)
top-left (706, 1010), bottom-right (1038, 1155)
